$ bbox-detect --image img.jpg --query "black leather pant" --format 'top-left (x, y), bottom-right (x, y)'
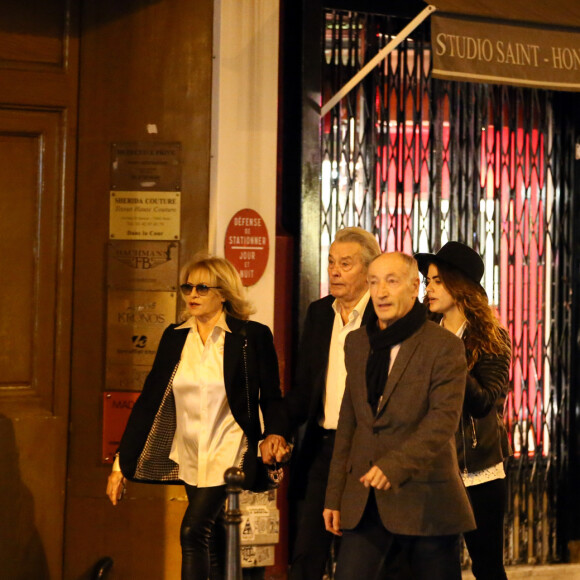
top-left (181, 484), bottom-right (227, 580)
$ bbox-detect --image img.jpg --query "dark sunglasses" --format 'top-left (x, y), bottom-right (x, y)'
top-left (180, 283), bottom-right (221, 296)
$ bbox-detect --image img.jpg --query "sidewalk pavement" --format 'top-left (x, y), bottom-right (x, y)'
top-left (462, 564), bottom-right (580, 579)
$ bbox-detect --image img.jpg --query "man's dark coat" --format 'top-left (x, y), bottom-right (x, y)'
top-left (283, 294), bottom-right (375, 497)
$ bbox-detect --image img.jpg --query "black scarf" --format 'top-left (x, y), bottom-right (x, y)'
top-left (366, 299), bottom-right (427, 413)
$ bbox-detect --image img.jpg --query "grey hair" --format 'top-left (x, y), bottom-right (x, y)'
top-left (333, 227), bottom-right (381, 268)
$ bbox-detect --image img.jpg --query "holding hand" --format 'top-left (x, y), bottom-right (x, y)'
top-left (260, 434), bottom-right (291, 465)
top-left (106, 471), bottom-right (127, 506)
top-left (360, 465), bottom-right (391, 490)
top-left (323, 508), bottom-right (342, 536)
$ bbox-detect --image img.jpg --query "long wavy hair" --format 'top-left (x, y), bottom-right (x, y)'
top-left (180, 254), bottom-right (255, 321)
top-left (433, 263), bottom-right (510, 369)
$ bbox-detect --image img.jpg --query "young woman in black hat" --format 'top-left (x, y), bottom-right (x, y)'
top-left (415, 242), bottom-right (512, 580)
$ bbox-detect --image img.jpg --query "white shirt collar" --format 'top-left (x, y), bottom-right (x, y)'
top-left (440, 318), bottom-right (467, 338)
top-left (175, 311), bottom-right (231, 335)
top-left (332, 290), bottom-right (370, 323)
top-left (455, 320), bottom-right (468, 338)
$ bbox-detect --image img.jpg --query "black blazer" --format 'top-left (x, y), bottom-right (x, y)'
top-left (283, 294), bottom-right (375, 495)
top-left (118, 315), bottom-right (285, 490)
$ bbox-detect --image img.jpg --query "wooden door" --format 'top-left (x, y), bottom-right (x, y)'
top-left (64, 1), bottom-right (213, 578)
top-left (0, 2), bottom-right (79, 579)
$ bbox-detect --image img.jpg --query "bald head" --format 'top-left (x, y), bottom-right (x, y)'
top-left (367, 253), bottom-right (420, 329)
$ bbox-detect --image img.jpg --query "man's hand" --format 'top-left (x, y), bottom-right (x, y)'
top-left (106, 471), bottom-right (127, 506)
top-left (260, 434), bottom-right (291, 465)
top-left (360, 465), bottom-right (391, 490)
top-left (323, 508), bottom-right (342, 536)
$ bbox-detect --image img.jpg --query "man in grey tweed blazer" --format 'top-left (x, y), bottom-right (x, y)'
top-left (323, 252), bottom-right (475, 580)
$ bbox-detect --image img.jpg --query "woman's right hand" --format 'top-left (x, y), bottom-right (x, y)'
top-left (106, 471), bottom-right (127, 506)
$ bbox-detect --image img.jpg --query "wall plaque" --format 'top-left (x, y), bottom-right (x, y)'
top-left (106, 290), bottom-right (176, 390)
top-left (102, 391), bottom-right (141, 463)
top-left (107, 240), bottom-right (178, 290)
top-left (111, 141), bottom-right (181, 191)
top-left (105, 365), bottom-right (152, 393)
top-left (109, 190), bottom-right (180, 240)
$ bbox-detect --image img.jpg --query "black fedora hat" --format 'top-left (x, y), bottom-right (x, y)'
top-left (415, 242), bottom-right (484, 285)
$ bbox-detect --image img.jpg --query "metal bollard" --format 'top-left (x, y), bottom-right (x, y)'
top-left (224, 466), bottom-right (245, 580)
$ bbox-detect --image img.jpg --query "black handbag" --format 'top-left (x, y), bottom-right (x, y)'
top-left (253, 459), bottom-right (284, 492)
top-left (240, 326), bottom-right (286, 491)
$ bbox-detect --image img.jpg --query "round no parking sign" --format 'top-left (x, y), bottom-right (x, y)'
top-left (224, 209), bottom-right (269, 286)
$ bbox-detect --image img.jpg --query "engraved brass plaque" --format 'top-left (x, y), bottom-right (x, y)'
top-left (106, 290), bottom-right (176, 390)
top-left (107, 240), bottom-right (179, 291)
top-left (111, 141), bottom-right (181, 191)
top-left (109, 190), bottom-right (181, 240)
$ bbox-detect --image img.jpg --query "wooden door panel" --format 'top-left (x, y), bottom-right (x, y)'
top-left (0, 133), bottom-right (36, 384)
top-left (0, 0), bottom-right (70, 71)
top-left (0, 107), bottom-right (70, 580)
top-left (0, 2), bottom-right (78, 579)
top-left (0, 110), bottom-right (61, 404)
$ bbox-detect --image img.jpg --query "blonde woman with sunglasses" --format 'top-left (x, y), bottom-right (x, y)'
top-left (107, 255), bottom-right (289, 580)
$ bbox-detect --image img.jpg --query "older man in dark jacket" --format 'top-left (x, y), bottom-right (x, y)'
top-left (264, 227), bottom-right (380, 580)
top-left (324, 252), bottom-right (475, 580)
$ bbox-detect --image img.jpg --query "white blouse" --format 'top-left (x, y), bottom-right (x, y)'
top-left (169, 313), bottom-right (245, 487)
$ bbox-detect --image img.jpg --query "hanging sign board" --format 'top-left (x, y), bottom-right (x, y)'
top-left (432, 14), bottom-right (580, 91)
top-left (224, 209), bottom-right (269, 286)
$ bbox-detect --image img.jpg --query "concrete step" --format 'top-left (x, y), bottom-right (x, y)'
top-left (462, 563), bottom-right (580, 579)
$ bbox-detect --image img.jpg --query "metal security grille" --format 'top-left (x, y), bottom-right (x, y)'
top-left (319, 8), bottom-right (575, 564)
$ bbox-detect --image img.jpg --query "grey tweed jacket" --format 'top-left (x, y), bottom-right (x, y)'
top-left (325, 320), bottom-right (476, 536)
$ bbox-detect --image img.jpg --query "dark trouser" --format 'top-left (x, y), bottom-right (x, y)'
top-left (464, 478), bottom-right (508, 580)
top-left (289, 429), bottom-right (338, 580)
top-left (181, 484), bottom-right (227, 580)
top-left (335, 492), bottom-right (462, 580)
